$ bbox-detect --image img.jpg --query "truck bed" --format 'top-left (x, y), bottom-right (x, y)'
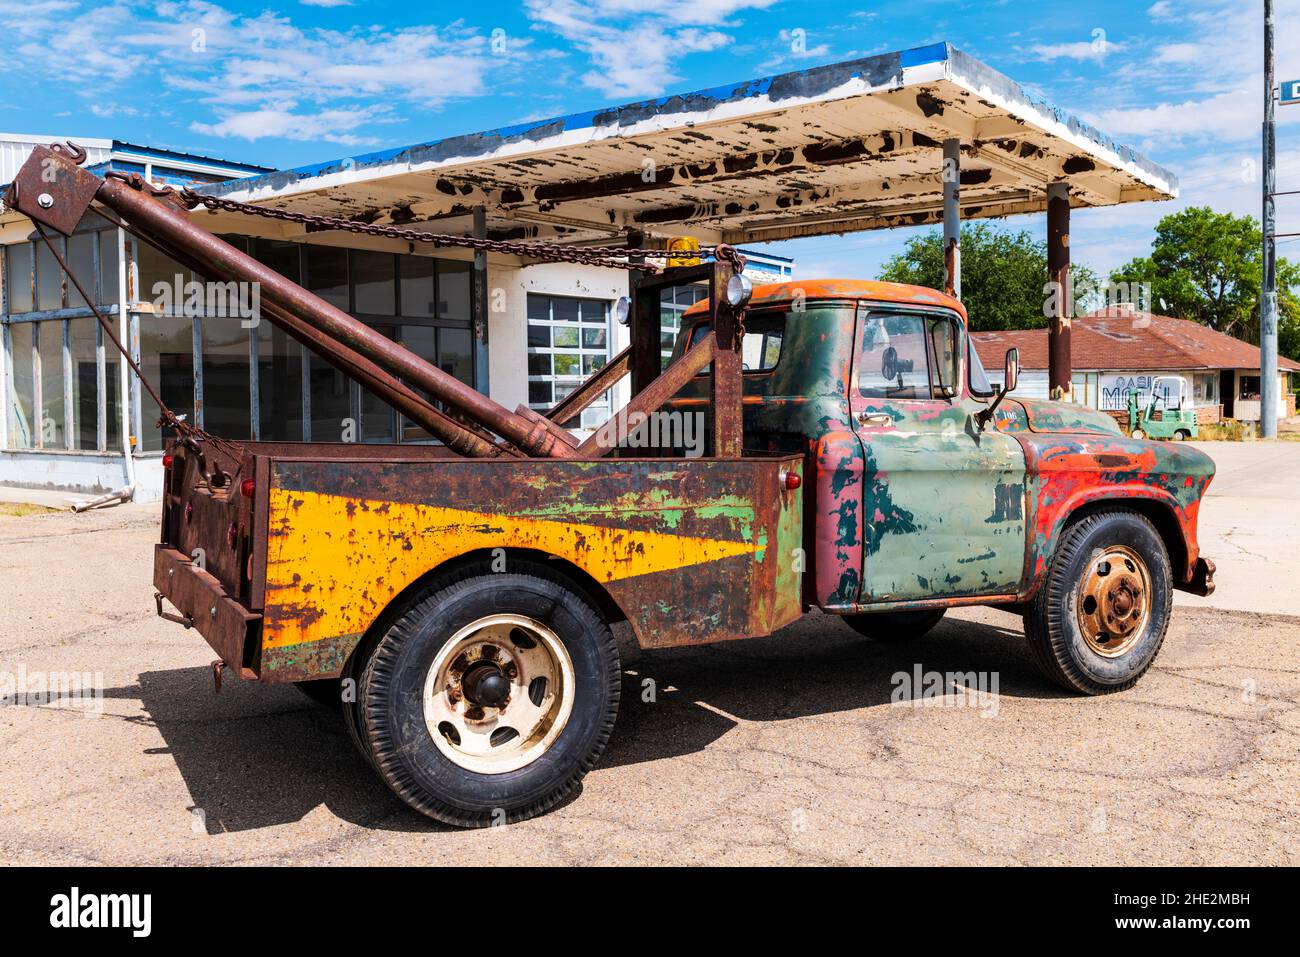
top-left (154, 440), bottom-right (805, 682)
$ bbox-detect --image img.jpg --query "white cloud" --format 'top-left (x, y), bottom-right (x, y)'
top-left (0, 0), bottom-right (527, 145)
top-left (300, 0), bottom-right (352, 6)
top-left (192, 105), bottom-right (386, 144)
top-left (1147, 1), bottom-right (1178, 21)
top-left (1028, 38), bottom-right (1122, 63)
top-left (1152, 42), bottom-right (1203, 64)
top-left (524, 0), bottom-right (776, 98)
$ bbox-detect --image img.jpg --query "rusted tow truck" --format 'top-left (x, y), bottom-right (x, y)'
top-left (12, 144), bottom-right (1215, 827)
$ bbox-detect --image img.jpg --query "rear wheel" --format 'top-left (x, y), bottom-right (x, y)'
top-left (1173, 429), bottom-right (1191, 441)
top-left (1023, 508), bottom-right (1171, 695)
top-left (1131, 428), bottom-right (1146, 440)
top-left (359, 562), bottom-right (620, 827)
top-left (842, 608), bottom-right (945, 642)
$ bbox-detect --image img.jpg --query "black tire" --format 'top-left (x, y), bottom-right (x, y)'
top-left (842, 608), bottom-right (945, 642)
top-left (359, 561), bottom-right (620, 827)
top-left (1023, 508), bottom-right (1172, 695)
top-left (294, 678), bottom-right (342, 708)
top-left (1173, 429), bottom-right (1191, 441)
top-left (340, 639), bottom-right (377, 770)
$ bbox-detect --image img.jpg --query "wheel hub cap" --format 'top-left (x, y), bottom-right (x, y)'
top-left (1077, 545), bottom-right (1153, 657)
top-left (422, 614), bottom-right (575, 775)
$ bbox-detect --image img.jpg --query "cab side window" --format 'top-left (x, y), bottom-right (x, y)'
top-left (859, 313), bottom-right (931, 399)
top-left (859, 311), bottom-right (961, 400)
top-left (680, 310), bottom-right (787, 373)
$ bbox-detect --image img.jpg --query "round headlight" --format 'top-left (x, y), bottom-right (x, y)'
top-left (725, 273), bottom-right (753, 308)
top-left (614, 296), bottom-right (631, 326)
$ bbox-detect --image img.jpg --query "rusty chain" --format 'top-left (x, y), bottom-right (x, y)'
top-left (103, 171), bottom-right (747, 274)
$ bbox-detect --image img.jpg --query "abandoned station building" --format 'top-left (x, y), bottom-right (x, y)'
top-left (2, 43), bottom-right (1181, 502)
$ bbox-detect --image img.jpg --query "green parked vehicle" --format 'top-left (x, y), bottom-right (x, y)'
top-left (1128, 376), bottom-right (1198, 441)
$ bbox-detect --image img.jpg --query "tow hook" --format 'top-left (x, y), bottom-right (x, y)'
top-left (154, 591), bottom-right (193, 629)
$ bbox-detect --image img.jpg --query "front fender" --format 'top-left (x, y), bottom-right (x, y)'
top-left (1013, 435), bottom-right (1214, 595)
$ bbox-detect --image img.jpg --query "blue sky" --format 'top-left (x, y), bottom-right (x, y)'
top-left (2, 0), bottom-right (1296, 279)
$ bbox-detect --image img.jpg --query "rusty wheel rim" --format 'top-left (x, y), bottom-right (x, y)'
top-left (1076, 545), bottom-right (1152, 658)
top-left (422, 614), bottom-right (574, 775)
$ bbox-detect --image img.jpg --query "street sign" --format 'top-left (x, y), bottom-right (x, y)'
top-left (1282, 79), bottom-right (1300, 105)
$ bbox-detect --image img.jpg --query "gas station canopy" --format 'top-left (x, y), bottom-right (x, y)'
top-left (207, 42), bottom-right (1177, 248)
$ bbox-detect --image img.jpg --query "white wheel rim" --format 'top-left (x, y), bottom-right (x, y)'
top-left (422, 614), bottom-right (575, 774)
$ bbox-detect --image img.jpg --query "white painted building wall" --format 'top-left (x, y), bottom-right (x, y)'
top-left (487, 261), bottom-right (631, 417)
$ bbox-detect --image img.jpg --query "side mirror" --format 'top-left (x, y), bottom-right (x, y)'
top-left (975, 348), bottom-right (1020, 430)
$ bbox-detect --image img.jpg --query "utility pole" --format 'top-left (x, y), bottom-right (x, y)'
top-left (1262, 0), bottom-right (1280, 437)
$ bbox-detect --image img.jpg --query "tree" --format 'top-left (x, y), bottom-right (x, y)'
top-left (1109, 206), bottom-right (1300, 359)
top-left (878, 221), bottom-right (1099, 331)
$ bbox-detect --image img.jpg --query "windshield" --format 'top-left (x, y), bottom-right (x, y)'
top-left (968, 340), bottom-right (995, 397)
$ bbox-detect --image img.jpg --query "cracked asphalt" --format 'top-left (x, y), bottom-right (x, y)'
top-left (1, 442), bottom-right (1297, 866)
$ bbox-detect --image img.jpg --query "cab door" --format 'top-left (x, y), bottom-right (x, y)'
top-left (850, 305), bottom-right (1027, 603)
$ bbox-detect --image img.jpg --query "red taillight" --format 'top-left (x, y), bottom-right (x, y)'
top-left (162, 453), bottom-right (174, 469)
top-left (240, 479), bottom-right (255, 499)
top-left (782, 470), bottom-right (801, 490)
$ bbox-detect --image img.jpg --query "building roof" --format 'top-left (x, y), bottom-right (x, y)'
top-left (971, 305), bottom-right (1300, 373)
top-left (0, 135), bottom-right (273, 221)
top-left (684, 278), bottom-right (965, 319)
top-left (200, 42), bottom-right (1176, 250)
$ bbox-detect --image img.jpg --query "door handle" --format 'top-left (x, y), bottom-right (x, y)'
top-left (857, 411), bottom-right (893, 427)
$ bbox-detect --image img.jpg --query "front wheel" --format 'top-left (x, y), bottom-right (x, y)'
top-left (1173, 429), bottom-right (1191, 441)
top-left (1131, 428), bottom-right (1146, 440)
top-left (842, 608), bottom-right (945, 642)
top-left (359, 562), bottom-right (620, 827)
top-left (1023, 508), bottom-right (1172, 695)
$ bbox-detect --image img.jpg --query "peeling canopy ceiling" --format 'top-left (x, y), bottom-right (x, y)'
top-left (205, 42), bottom-right (1177, 250)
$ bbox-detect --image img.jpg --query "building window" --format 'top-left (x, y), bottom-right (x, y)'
top-left (526, 294), bottom-right (611, 429)
top-left (306, 246), bottom-right (349, 310)
top-left (2, 227), bottom-right (123, 453)
top-left (659, 283), bottom-right (709, 366)
top-left (66, 234), bottom-right (96, 308)
top-left (257, 322), bottom-right (303, 441)
top-left (353, 250), bottom-right (396, 316)
top-left (35, 241), bottom-right (63, 312)
top-left (4, 232), bottom-right (480, 453)
top-left (5, 243), bottom-right (34, 313)
top-left (1240, 375), bottom-right (1261, 400)
top-left (69, 318), bottom-right (101, 450)
top-left (1071, 372), bottom-right (1099, 407)
top-left (137, 311), bottom-right (194, 452)
top-left (7, 323), bottom-right (35, 447)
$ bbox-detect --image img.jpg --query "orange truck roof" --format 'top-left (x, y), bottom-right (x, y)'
top-left (682, 279), bottom-right (967, 321)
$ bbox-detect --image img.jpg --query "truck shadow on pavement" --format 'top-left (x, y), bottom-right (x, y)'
top-left (125, 611), bottom-right (1066, 834)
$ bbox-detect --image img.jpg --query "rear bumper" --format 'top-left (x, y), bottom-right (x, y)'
top-left (153, 545), bottom-right (261, 678)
